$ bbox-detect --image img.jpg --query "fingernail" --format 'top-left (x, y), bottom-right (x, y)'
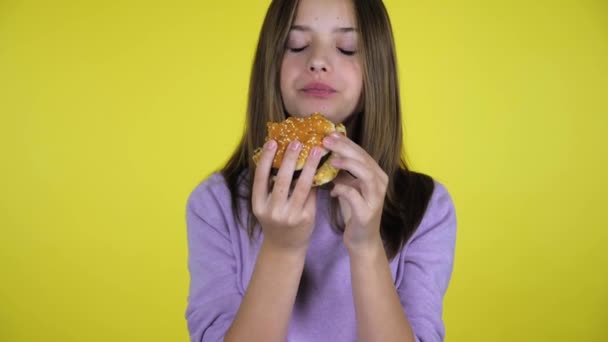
top-left (329, 132), bottom-right (341, 138)
top-left (290, 140), bottom-right (301, 150)
top-left (311, 147), bottom-right (320, 158)
top-left (323, 136), bottom-right (334, 146)
top-left (264, 140), bottom-right (276, 150)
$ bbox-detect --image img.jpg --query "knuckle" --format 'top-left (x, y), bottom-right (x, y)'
top-left (270, 209), bottom-right (284, 222)
top-left (371, 171), bottom-right (387, 189)
top-left (361, 172), bottom-right (373, 183)
top-left (303, 211), bottom-right (314, 223)
top-left (269, 213), bottom-right (280, 223)
top-left (307, 153), bottom-right (321, 167)
top-left (261, 152), bottom-right (276, 164)
top-left (253, 164), bottom-right (265, 176)
top-left (252, 204), bottom-right (263, 217)
top-left (290, 188), bottom-right (306, 202)
top-left (298, 212), bottom-right (314, 227)
top-left (380, 172), bottom-right (389, 185)
top-left (286, 215), bottom-right (299, 227)
top-left (298, 168), bottom-right (315, 184)
top-left (273, 183), bottom-right (288, 196)
top-left (332, 184), bottom-right (343, 194)
top-left (380, 178), bottom-right (388, 192)
top-left (381, 182), bottom-right (388, 193)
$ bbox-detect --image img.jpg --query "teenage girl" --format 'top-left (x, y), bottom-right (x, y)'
top-left (186, 0), bottom-right (457, 341)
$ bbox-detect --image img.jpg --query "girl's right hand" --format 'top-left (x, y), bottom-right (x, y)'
top-left (252, 139), bottom-right (323, 253)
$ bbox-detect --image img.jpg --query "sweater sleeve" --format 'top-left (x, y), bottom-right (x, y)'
top-left (397, 181), bottom-right (457, 342)
top-left (185, 179), bottom-right (242, 342)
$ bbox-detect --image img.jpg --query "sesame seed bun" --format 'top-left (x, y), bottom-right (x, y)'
top-left (252, 113), bottom-right (346, 186)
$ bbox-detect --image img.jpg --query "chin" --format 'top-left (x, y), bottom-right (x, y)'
top-left (291, 107), bottom-right (340, 122)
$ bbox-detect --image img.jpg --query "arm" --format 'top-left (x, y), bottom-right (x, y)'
top-left (185, 177), bottom-right (311, 342)
top-left (349, 182), bottom-right (456, 342)
top-left (224, 244), bottom-right (306, 341)
top-left (396, 182), bottom-right (457, 342)
top-left (225, 139), bottom-right (323, 341)
top-left (349, 237), bottom-right (416, 342)
top-left (322, 133), bottom-right (456, 342)
top-left (323, 132), bottom-right (415, 341)
top-left (185, 184), bottom-right (242, 342)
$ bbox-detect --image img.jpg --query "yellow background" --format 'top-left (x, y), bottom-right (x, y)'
top-left (1, 1), bottom-right (606, 341)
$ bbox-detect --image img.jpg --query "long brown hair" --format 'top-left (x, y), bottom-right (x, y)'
top-left (220, 0), bottom-right (434, 260)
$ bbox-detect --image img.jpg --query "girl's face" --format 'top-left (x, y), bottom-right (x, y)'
top-left (280, 0), bottom-right (363, 124)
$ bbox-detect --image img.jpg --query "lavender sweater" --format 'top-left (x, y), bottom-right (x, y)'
top-left (185, 172), bottom-right (457, 342)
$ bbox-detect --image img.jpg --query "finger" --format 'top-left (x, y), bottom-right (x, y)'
top-left (322, 133), bottom-right (370, 165)
top-left (270, 140), bottom-right (302, 205)
top-left (303, 187), bottom-right (317, 217)
top-left (252, 140), bottom-right (277, 212)
top-left (330, 183), bottom-right (367, 216)
top-left (333, 170), bottom-right (359, 188)
top-left (330, 156), bottom-right (376, 202)
top-left (333, 171), bottom-right (362, 195)
top-left (289, 146), bottom-right (323, 209)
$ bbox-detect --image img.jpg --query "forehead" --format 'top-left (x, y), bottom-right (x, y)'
top-left (293, 0), bottom-right (357, 28)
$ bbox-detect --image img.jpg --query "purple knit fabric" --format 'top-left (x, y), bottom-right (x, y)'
top-left (185, 172), bottom-right (456, 342)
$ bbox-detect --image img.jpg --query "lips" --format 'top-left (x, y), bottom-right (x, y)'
top-left (301, 82), bottom-right (336, 98)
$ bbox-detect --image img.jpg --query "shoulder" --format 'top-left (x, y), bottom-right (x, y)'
top-left (408, 176), bottom-right (457, 246)
top-left (427, 178), bottom-right (455, 219)
top-left (187, 172), bottom-right (230, 207)
top-left (428, 179), bottom-right (456, 224)
top-left (186, 172), bottom-right (235, 227)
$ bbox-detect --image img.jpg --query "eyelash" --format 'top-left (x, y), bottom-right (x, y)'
top-left (287, 46), bottom-right (357, 56)
top-left (338, 48), bottom-right (356, 56)
top-left (288, 46), bottom-right (307, 53)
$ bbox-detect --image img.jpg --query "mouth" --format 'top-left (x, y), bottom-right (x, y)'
top-left (301, 82), bottom-right (337, 98)
top-left (301, 83), bottom-right (336, 98)
top-left (301, 89), bottom-right (336, 98)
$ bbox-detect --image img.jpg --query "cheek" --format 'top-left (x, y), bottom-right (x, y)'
top-left (280, 58), bottom-right (299, 110)
top-left (344, 61), bottom-right (363, 95)
top-left (280, 57), bottom-right (299, 85)
top-left (280, 59), bottom-right (288, 89)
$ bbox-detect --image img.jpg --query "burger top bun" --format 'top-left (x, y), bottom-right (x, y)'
top-left (252, 113), bottom-right (346, 186)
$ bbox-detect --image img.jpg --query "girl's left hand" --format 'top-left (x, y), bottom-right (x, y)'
top-left (322, 132), bottom-right (389, 254)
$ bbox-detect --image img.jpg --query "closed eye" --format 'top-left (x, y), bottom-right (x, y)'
top-left (288, 46), bottom-right (308, 52)
top-left (338, 48), bottom-right (357, 56)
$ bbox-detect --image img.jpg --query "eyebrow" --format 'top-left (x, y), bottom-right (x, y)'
top-left (290, 25), bottom-right (357, 33)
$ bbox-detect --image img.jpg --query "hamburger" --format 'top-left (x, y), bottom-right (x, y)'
top-left (252, 113), bottom-right (346, 186)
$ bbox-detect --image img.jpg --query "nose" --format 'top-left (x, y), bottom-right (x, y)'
top-left (309, 61), bottom-right (328, 73)
top-left (308, 48), bottom-right (330, 73)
